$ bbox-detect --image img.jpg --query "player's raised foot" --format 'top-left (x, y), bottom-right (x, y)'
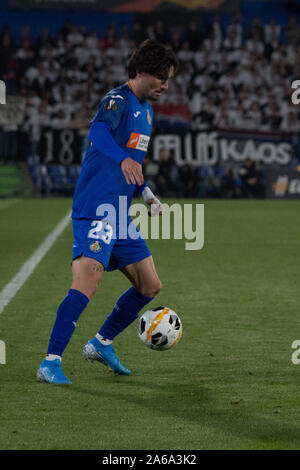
top-left (36, 358), bottom-right (72, 384)
top-left (82, 336), bottom-right (131, 375)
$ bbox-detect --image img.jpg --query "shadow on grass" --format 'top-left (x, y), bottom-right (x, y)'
top-left (69, 374), bottom-right (300, 449)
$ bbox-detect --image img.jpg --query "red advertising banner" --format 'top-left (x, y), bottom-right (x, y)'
top-left (112, 0), bottom-right (227, 13)
top-left (7, 0), bottom-right (239, 12)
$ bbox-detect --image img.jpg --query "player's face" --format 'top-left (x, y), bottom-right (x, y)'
top-left (141, 66), bottom-right (175, 101)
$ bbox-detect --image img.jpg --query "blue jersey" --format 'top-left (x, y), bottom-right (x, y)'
top-left (72, 83), bottom-right (153, 220)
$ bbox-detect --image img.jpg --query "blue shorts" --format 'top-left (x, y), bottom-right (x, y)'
top-left (71, 218), bottom-right (151, 271)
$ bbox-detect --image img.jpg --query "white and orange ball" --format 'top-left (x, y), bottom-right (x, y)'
top-left (138, 307), bottom-right (182, 351)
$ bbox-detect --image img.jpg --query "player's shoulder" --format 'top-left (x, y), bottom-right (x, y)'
top-left (103, 83), bottom-right (130, 104)
top-left (91, 84), bottom-right (130, 125)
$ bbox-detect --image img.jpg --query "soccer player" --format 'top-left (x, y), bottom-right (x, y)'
top-left (37, 39), bottom-right (178, 384)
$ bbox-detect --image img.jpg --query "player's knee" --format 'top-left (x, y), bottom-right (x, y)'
top-left (140, 279), bottom-right (162, 298)
top-left (72, 257), bottom-right (103, 299)
top-left (71, 277), bottom-right (100, 300)
top-left (87, 278), bottom-right (100, 298)
top-left (86, 265), bottom-right (102, 291)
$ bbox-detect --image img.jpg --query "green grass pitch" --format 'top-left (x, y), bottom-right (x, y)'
top-left (0, 197), bottom-right (300, 450)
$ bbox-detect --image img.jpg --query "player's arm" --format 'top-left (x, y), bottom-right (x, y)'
top-left (89, 121), bottom-right (143, 186)
top-left (89, 96), bottom-right (143, 186)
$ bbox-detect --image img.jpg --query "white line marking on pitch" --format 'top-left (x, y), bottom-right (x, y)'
top-left (0, 211), bottom-right (71, 316)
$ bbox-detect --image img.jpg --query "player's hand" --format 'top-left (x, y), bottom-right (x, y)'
top-left (121, 157), bottom-right (144, 186)
top-left (141, 186), bottom-right (163, 217)
top-left (146, 197), bottom-right (164, 217)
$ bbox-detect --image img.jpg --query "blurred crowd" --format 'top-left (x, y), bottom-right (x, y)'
top-left (1, 15), bottom-right (300, 146)
top-left (143, 149), bottom-right (265, 199)
top-left (0, 14), bottom-right (299, 197)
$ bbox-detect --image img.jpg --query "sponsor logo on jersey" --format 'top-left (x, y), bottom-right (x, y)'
top-left (126, 133), bottom-right (150, 152)
top-left (134, 111), bottom-right (141, 118)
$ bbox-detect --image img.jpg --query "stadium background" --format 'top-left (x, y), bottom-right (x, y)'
top-left (1, 0), bottom-right (300, 452)
top-left (1, 0), bottom-right (300, 199)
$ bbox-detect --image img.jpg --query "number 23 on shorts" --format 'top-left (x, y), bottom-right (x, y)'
top-left (87, 220), bottom-right (114, 245)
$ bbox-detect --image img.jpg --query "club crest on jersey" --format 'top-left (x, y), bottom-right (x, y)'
top-left (90, 241), bottom-right (102, 253)
top-left (147, 109), bottom-right (152, 125)
top-left (127, 133), bottom-right (150, 152)
top-left (104, 99), bottom-right (117, 111)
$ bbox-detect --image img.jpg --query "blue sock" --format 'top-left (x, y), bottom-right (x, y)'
top-left (99, 287), bottom-right (153, 340)
top-left (47, 289), bottom-right (89, 357)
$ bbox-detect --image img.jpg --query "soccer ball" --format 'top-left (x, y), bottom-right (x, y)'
top-left (138, 307), bottom-right (182, 351)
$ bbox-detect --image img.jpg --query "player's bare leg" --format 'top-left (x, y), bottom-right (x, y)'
top-left (120, 256), bottom-right (162, 298)
top-left (71, 255), bottom-right (104, 299)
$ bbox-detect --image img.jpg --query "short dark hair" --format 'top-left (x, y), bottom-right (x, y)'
top-left (127, 39), bottom-right (179, 81)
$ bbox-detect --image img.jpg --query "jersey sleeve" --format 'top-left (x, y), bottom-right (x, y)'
top-left (92, 94), bottom-right (127, 131)
top-left (88, 121), bottom-right (129, 164)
